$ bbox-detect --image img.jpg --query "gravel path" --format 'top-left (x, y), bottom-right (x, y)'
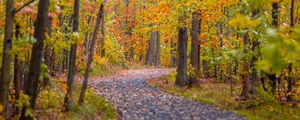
top-left (85, 68), bottom-right (245, 120)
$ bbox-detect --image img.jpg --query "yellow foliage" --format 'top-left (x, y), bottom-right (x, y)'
top-left (0, 104), bottom-right (3, 112)
top-left (229, 14), bottom-right (261, 29)
top-left (94, 55), bottom-right (108, 66)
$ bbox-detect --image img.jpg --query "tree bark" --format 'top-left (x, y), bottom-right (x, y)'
top-left (78, 3), bottom-right (105, 105)
top-left (268, 2), bottom-right (279, 95)
top-left (124, 0), bottom-right (133, 61)
top-left (101, 7), bottom-right (106, 57)
top-left (170, 41), bottom-right (176, 67)
top-left (272, 2), bottom-right (279, 27)
top-left (84, 16), bottom-right (92, 60)
top-left (42, 16), bottom-right (52, 88)
top-left (287, 0), bottom-right (295, 102)
top-left (155, 31), bottom-right (160, 67)
top-left (64, 0), bottom-right (80, 111)
top-left (20, 0), bottom-right (50, 119)
top-left (13, 24), bottom-right (21, 116)
top-left (203, 23), bottom-right (210, 78)
top-left (190, 12), bottom-right (200, 86)
top-left (241, 34), bottom-right (250, 99)
top-left (0, 0), bottom-right (14, 118)
top-left (250, 9), bottom-right (259, 94)
top-left (175, 27), bottom-right (188, 87)
top-left (146, 32), bottom-right (155, 65)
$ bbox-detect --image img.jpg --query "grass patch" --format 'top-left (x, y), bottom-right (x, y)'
top-left (148, 72), bottom-right (300, 120)
top-left (79, 64), bottom-right (124, 77)
top-left (124, 62), bottom-right (158, 70)
top-left (32, 80), bottom-right (117, 120)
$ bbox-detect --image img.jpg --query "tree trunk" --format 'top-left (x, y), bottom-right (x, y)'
top-left (268, 2), bottom-right (279, 95)
top-left (78, 3), bottom-right (105, 105)
top-left (203, 41), bottom-right (209, 78)
top-left (212, 47), bottom-right (217, 78)
top-left (217, 23), bottom-right (223, 81)
top-left (20, 0), bottom-right (50, 119)
top-left (250, 9), bottom-right (259, 94)
top-left (0, 0), bottom-right (14, 118)
top-left (64, 0), bottom-right (80, 111)
top-left (146, 32), bottom-right (155, 65)
top-left (170, 41), bottom-right (176, 67)
top-left (190, 12), bottom-right (200, 86)
top-left (155, 31), bottom-right (160, 67)
top-left (42, 16), bottom-right (52, 88)
top-left (13, 24), bottom-right (21, 116)
top-left (272, 2), bottom-right (279, 27)
top-left (84, 16), bottom-right (92, 60)
top-left (287, 0), bottom-right (295, 102)
top-left (124, 0), bottom-right (133, 61)
top-left (101, 7), bottom-right (106, 57)
top-left (175, 27), bottom-right (188, 87)
top-left (203, 23), bottom-right (210, 78)
top-left (241, 34), bottom-right (250, 99)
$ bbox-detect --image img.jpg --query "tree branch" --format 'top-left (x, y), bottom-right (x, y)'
top-left (13, 0), bottom-right (35, 14)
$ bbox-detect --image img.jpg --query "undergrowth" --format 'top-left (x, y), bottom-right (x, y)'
top-left (30, 80), bottom-right (117, 120)
top-left (148, 72), bottom-right (300, 120)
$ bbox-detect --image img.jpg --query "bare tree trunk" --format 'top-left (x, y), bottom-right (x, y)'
top-left (20, 0), bottom-right (50, 119)
top-left (42, 16), bottom-right (52, 88)
top-left (268, 2), bottom-right (279, 95)
top-left (101, 7), bottom-right (106, 57)
top-left (155, 31), bottom-right (160, 67)
top-left (64, 0), bottom-right (80, 111)
top-left (175, 27), bottom-right (188, 87)
top-left (287, 0), bottom-right (295, 102)
top-left (212, 47), bottom-right (217, 78)
top-left (84, 16), bottom-right (92, 60)
top-left (250, 9), bottom-right (259, 94)
top-left (203, 23), bottom-right (210, 78)
top-left (170, 41), bottom-right (176, 67)
top-left (78, 3), bottom-right (105, 105)
top-left (146, 32), bottom-right (155, 65)
top-left (190, 12), bottom-right (200, 86)
top-left (13, 24), bottom-right (21, 116)
top-left (0, 0), bottom-right (14, 118)
top-left (124, 0), bottom-right (133, 60)
top-left (241, 34), bottom-right (250, 99)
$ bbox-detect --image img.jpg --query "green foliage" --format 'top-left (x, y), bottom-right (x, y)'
top-left (15, 92), bottom-right (34, 118)
top-left (69, 87), bottom-right (116, 120)
top-left (104, 34), bottom-right (126, 65)
top-left (246, 0), bottom-right (272, 9)
top-left (87, 64), bottom-right (123, 77)
top-left (257, 26), bottom-right (300, 75)
top-left (35, 81), bottom-right (117, 120)
top-left (38, 88), bottom-right (64, 109)
top-left (255, 87), bottom-right (278, 104)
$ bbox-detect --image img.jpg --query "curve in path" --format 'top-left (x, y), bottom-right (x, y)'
top-left (87, 68), bottom-right (244, 120)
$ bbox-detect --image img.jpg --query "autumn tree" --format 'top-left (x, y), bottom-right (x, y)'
top-left (0, 0), bottom-right (35, 118)
top-left (78, 2), bottom-right (105, 105)
top-left (175, 13), bottom-right (188, 87)
top-left (146, 32), bottom-right (155, 65)
top-left (190, 12), bottom-right (200, 86)
top-left (20, 0), bottom-right (50, 119)
top-left (64, 0), bottom-right (80, 111)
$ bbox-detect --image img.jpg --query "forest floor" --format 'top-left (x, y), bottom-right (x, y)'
top-left (78, 68), bottom-right (244, 120)
top-left (149, 72), bottom-right (300, 120)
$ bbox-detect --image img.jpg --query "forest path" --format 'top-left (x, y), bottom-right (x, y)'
top-left (86, 68), bottom-right (244, 120)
